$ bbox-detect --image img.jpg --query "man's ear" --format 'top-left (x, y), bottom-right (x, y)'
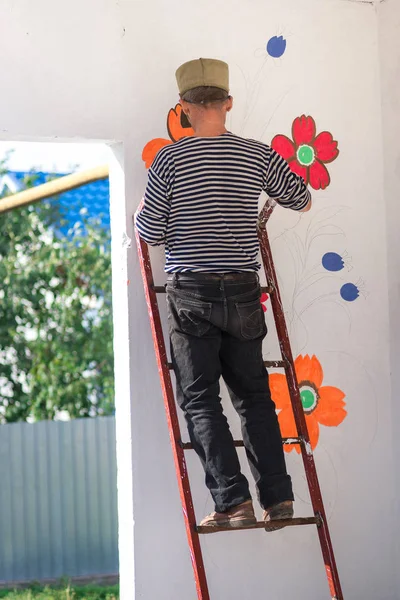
top-left (180, 98), bottom-right (190, 116)
top-left (180, 99), bottom-right (192, 127)
top-left (226, 96), bottom-right (233, 113)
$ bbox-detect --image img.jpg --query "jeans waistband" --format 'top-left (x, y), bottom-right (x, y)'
top-left (167, 272), bottom-right (259, 284)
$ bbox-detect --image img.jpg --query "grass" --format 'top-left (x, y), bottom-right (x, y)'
top-left (0, 585), bottom-right (119, 599)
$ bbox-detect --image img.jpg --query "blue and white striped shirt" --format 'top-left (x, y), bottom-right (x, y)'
top-left (136, 132), bottom-right (311, 273)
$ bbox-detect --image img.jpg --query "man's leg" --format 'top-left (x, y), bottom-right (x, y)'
top-left (167, 288), bottom-right (251, 513)
top-left (221, 307), bottom-right (293, 510)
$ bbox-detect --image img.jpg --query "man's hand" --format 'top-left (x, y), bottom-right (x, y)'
top-left (134, 198), bottom-right (145, 225)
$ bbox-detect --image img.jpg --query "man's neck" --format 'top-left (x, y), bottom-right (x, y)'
top-left (193, 124), bottom-right (228, 138)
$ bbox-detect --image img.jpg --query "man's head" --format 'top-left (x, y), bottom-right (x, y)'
top-left (175, 58), bottom-right (233, 133)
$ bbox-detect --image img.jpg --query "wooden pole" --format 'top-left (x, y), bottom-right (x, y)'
top-left (0, 165), bottom-right (109, 214)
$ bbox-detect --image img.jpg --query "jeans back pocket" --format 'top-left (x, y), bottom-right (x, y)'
top-left (175, 296), bottom-right (212, 337)
top-left (236, 298), bottom-right (266, 340)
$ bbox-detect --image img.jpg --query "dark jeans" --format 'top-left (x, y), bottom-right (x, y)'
top-left (166, 272), bottom-right (293, 513)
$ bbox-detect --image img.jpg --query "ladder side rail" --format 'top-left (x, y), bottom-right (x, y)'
top-left (257, 203), bottom-right (344, 600)
top-left (135, 230), bottom-right (210, 600)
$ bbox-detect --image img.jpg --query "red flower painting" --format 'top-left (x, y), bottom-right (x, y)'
top-left (271, 116), bottom-right (339, 190)
top-left (142, 104), bottom-right (194, 168)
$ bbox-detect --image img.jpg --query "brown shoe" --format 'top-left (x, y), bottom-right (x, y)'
top-left (199, 500), bottom-right (257, 529)
top-left (263, 500), bottom-right (294, 531)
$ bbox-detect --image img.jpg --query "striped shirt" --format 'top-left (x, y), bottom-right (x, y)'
top-left (136, 132), bottom-right (311, 273)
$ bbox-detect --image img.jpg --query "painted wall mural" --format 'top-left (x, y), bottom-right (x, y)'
top-left (142, 104), bottom-right (194, 168)
top-left (263, 201), bottom-right (370, 449)
top-left (271, 115), bottom-right (339, 190)
top-left (322, 251), bottom-right (351, 272)
top-left (139, 46), bottom-right (356, 454)
top-left (266, 35), bottom-right (287, 58)
top-left (270, 355), bottom-right (347, 453)
top-left (260, 292), bottom-right (269, 313)
top-left (340, 280), bottom-right (365, 302)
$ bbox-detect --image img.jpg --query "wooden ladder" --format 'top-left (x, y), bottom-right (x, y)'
top-left (134, 200), bottom-right (343, 600)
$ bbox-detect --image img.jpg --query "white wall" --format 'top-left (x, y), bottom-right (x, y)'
top-left (0, 0), bottom-right (398, 598)
top-left (379, 0), bottom-right (400, 595)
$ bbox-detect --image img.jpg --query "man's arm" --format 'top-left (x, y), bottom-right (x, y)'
top-left (299, 197), bottom-right (312, 212)
top-left (264, 148), bottom-right (312, 212)
top-left (135, 153), bottom-right (173, 246)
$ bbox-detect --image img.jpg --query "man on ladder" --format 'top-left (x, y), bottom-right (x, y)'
top-left (135, 58), bottom-right (312, 530)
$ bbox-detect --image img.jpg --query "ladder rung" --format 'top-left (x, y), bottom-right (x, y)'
top-left (196, 516), bottom-right (319, 534)
top-left (261, 285), bottom-right (274, 294)
top-left (263, 360), bottom-right (285, 368)
top-left (168, 360), bottom-right (285, 370)
top-left (180, 437), bottom-right (301, 450)
top-left (153, 284), bottom-right (274, 294)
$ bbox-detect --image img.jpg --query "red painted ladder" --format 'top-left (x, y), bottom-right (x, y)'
top-left (134, 201), bottom-right (344, 600)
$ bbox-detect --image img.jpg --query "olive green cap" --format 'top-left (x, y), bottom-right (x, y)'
top-left (175, 58), bottom-right (229, 96)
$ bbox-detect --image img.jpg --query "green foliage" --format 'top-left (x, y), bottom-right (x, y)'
top-left (0, 158), bottom-right (114, 422)
top-left (0, 584), bottom-right (119, 599)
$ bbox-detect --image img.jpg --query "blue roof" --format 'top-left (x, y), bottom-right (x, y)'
top-left (5, 171), bottom-right (110, 232)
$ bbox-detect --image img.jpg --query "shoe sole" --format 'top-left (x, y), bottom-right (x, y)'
top-left (264, 511), bottom-right (294, 531)
top-left (201, 517), bottom-right (257, 529)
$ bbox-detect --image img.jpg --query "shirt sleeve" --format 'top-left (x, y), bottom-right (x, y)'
top-left (263, 148), bottom-right (311, 211)
top-left (135, 149), bottom-right (174, 246)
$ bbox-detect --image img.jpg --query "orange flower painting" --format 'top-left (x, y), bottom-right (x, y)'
top-left (270, 355), bottom-right (347, 453)
top-left (142, 104), bottom-right (195, 168)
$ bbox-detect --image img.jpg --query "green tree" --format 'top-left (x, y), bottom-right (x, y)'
top-left (0, 159), bottom-right (114, 422)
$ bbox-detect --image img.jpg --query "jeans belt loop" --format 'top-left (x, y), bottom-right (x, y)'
top-left (174, 274), bottom-right (180, 289)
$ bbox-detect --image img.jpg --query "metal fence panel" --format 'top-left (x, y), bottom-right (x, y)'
top-left (0, 417), bottom-right (118, 583)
